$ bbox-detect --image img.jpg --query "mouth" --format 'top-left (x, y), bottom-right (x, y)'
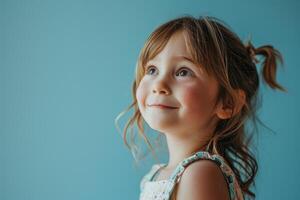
top-left (147, 104), bottom-right (178, 109)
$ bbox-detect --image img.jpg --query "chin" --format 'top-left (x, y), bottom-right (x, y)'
top-left (148, 121), bottom-right (179, 134)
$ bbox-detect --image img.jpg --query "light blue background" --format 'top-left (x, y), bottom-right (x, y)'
top-left (1, 0), bottom-right (299, 199)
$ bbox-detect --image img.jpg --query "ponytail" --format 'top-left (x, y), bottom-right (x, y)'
top-left (245, 41), bottom-right (287, 92)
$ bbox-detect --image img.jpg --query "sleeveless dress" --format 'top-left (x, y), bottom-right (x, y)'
top-left (139, 150), bottom-right (244, 200)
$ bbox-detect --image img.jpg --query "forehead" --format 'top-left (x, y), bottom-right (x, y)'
top-left (149, 30), bottom-right (193, 63)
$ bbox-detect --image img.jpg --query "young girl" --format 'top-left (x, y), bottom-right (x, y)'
top-left (115, 15), bottom-right (286, 200)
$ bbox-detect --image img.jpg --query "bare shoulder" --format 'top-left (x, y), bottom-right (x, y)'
top-left (175, 160), bottom-right (231, 200)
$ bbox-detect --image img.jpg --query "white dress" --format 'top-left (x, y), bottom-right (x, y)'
top-left (139, 151), bottom-right (244, 200)
top-left (139, 164), bottom-right (172, 200)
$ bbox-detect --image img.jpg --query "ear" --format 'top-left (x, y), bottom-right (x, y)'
top-left (216, 89), bottom-right (246, 120)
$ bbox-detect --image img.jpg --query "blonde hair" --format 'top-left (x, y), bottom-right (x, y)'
top-left (115, 15), bottom-right (287, 199)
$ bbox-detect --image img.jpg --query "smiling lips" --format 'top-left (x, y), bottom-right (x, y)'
top-left (148, 104), bottom-right (178, 109)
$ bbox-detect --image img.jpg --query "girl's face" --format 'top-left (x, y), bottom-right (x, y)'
top-left (136, 30), bottom-right (221, 138)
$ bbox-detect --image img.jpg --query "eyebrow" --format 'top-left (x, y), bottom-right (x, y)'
top-left (173, 55), bottom-right (194, 62)
top-left (147, 55), bottom-right (195, 64)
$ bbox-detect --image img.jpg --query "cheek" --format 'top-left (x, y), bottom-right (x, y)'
top-left (181, 84), bottom-right (214, 116)
top-left (136, 81), bottom-right (147, 107)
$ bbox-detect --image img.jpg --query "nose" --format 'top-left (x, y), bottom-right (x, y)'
top-left (152, 79), bottom-right (171, 95)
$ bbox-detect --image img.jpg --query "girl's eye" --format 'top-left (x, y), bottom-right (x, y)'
top-left (175, 67), bottom-right (194, 77)
top-left (145, 65), bottom-right (157, 75)
top-left (145, 66), bottom-right (194, 77)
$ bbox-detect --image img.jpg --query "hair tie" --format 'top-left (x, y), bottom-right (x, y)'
top-left (246, 41), bottom-right (259, 64)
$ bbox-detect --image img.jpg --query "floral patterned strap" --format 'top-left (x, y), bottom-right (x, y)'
top-left (163, 151), bottom-right (244, 200)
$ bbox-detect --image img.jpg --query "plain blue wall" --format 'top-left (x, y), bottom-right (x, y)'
top-left (1, 0), bottom-right (299, 199)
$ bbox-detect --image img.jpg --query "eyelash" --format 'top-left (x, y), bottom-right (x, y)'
top-left (145, 65), bottom-right (194, 77)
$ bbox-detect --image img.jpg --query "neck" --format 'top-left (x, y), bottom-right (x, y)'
top-left (163, 132), bottom-right (210, 170)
